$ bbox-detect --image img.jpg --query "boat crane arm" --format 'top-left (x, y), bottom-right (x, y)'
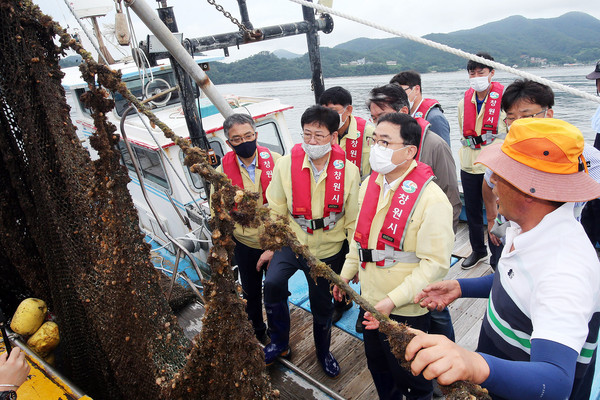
top-left (184, 16), bottom-right (333, 54)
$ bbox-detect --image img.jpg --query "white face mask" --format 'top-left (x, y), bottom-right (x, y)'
top-left (469, 76), bottom-right (490, 92)
top-left (406, 87), bottom-right (415, 111)
top-left (338, 107), bottom-right (348, 129)
top-left (369, 144), bottom-right (409, 175)
top-left (302, 141), bottom-right (332, 160)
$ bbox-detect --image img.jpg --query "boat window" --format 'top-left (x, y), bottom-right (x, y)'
top-left (256, 120), bottom-right (284, 155)
top-left (179, 139), bottom-right (224, 197)
top-left (117, 141), bottom-right (170, 191)
top-left (209, 139), bottom-right (225, 159)
top-left (113, 70), bottom-right (182, 116)
top-left (74, 88), bottom-right (93, 116)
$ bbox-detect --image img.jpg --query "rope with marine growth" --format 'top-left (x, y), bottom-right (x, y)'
top-left (289, 0), bottom-right (600, 105)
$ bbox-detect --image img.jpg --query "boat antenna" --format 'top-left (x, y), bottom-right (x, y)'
top-left (290, 0), bottom-right (600, 105)
top-left (61, 0), bottom-right (111, 65)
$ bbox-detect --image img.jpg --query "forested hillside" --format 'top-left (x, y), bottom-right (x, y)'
top-left (207, 12), bottom-right (600, 84)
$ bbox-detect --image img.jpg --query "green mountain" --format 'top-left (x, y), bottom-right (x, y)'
top-left (208, 12), bottom-right (600, 84)
top-left (272, 49), bottom-right (302, 59)
top-left (59, 54), bottom-right (83, 68)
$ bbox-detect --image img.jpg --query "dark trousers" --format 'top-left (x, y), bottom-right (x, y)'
top-left (429, 308), bottom-right (455, 341)
top-left (364, 313), bottom-right (433, 400)
top-left (461, 170), bottom-right (486, 254)
top-left (581, 198), bottom-right (600, 247)
top-left (264, 245), bottom-right (346, 326)
top-left (234, 238), bottom-right (266, 335)
top-left (462, 170), bottom-right (503, 259)
top-left (594, 132), bottom-right (600, 150)
top-left (489, 236), bottom-right (503, 270)
top-left (332, 240), bottom-right (349, 309)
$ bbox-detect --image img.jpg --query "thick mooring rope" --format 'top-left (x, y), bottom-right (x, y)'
top-left (289, 0), bottom-right (600, 105)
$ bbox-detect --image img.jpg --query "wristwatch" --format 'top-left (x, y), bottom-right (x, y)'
top-left (0, 391), bottom-right (16, 400)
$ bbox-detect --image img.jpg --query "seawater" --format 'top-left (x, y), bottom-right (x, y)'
top-left (218, 65), bottom-right (600, 163)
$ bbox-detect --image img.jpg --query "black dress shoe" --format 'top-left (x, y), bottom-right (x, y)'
top-left (461, 251), bottom-right (488, 270)
top-left (332, 302), bottom-right (352, 323)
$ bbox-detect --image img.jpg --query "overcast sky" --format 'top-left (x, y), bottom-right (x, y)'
top-left (35, 0), bottom-right (600, 62)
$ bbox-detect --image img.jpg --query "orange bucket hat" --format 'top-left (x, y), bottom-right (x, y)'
top-left (475, 118), bottom-right (600, 202)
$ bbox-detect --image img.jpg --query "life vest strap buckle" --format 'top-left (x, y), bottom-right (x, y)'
top-left (358, 248), bottom-right (374, 263)
top-left (309, 218), bottom-right (325, 231)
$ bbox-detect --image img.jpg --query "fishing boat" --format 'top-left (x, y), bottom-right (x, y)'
top-left (63, 56), bottom-right (295, 284)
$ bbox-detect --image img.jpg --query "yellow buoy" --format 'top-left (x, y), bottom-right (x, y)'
top-left (10, 298), bottom-right (47, 336)
top-left (27, 321), bottom-right (60, 358)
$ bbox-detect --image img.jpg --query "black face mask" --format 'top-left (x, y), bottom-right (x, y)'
top-left (231, 139), bottom-right (257, 159)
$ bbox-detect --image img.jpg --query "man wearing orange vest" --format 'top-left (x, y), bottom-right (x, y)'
top-left (458, 52), bottom-right (507, 270)
top-left (368, 84), bottom-right (461, 233)
top-left (390, 70), bottom-right (451, 147)
top-left (257, 105), bottom-right (360, 378)
top-left (216, 113), bottom-right (281, 343)
top-left (364, 84), bottom-right (460, 347)
top-left (319, 86), bottom-right (375, 179)
top-left (319, 86), bottom-right (374, 323)
top-left (334, 112), bottom-right (454, 399)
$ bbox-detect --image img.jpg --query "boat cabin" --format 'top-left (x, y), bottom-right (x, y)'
top-left (62, 56), bottom-right (294, 280)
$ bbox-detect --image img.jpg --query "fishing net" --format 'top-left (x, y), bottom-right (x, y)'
top-left (0, 1), bottom-right (193, 399)
top-left (0, 1), bottom-right (278, 399)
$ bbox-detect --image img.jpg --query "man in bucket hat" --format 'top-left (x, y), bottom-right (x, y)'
top-left (390, 118), bottom-right (600, 400)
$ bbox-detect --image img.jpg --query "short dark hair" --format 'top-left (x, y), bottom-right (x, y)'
top-left (501, 79), bottom-right (555, 111)
top-left (467, 52), bottom-right (494, 72)
top-left (318, 86), bottom-right (352, 107)
top-left (223, 113), bottom-right (256, 139)
top-left (300, 105), bottom-right (339, 135)
top-left (366, 84), bottom-right (409, 112)
top-left (377, 113), bottom-right (421, 151)
top-left (390, 70), bottom-right (422, 90)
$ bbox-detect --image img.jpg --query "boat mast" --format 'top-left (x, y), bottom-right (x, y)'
top-left (155, 0), bottom-right (210, 151)
top-left (61, 0), bottom-right (111, 65)
top-left (302, 1), bottom-right (325, 103)
top-left (236, 0), bottom-right (253, 30)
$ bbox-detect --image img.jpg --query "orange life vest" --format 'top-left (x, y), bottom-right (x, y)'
top-left (345, 116), bottom-right (367, 169)
top-left (354, 162), bottom-right (434, 268)
top-left (291, 143), bottom-right (346, 233)
top-left (221, 145), bottom-right (275, 204)
top-left (462, 82), bottom-right (504, 149)
top-left (414, 98), bottom-right (441, 119)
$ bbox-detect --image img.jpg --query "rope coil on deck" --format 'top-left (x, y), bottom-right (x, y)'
top-left (289, 0), bottom-right (600, 105)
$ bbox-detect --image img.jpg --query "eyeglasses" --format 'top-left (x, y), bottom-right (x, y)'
top-left (228, 132), bottom-right (256, 146)
top-left (504, 109), bottom-right (547, 125)
top-left (302, 132), bottom-right (331, 142)
top-left (366, 136), bottom-right (405, 149)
